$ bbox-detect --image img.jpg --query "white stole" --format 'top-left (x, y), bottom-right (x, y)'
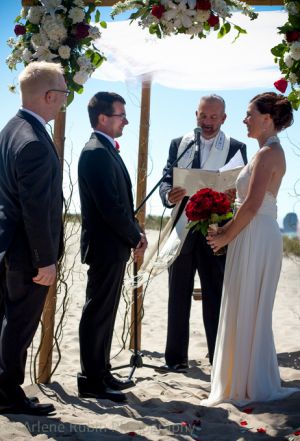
top-left (131, 131), bottom-right (231, 288)
top-left (148, 131), bottom-right (230, 270)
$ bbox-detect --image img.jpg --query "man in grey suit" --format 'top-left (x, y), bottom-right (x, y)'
top-left (0, 61), bottom-right (66, 415)
top-left (78, 92), bottom-right (147, 402)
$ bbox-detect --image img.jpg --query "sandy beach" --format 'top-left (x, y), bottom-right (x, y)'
top-left (0, 229), bottom-right (299, 441)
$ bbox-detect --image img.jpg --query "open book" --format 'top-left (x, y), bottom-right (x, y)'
top-left (173, 150), bottom-right (245, 194)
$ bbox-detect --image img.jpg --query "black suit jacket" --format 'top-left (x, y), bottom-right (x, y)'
top-left (159, 135), bottom-right (248, 207)
top-left (78, 132), bottom-right (141, 265)
top-left (0, 110), bottom-right (63, 270)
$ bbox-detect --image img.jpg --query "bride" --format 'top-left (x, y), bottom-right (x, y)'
top-left (204, 92), bottom-right (298, 406)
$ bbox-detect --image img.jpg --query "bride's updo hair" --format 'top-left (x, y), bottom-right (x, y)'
top-left (250, 92), bottom-right (294, 131)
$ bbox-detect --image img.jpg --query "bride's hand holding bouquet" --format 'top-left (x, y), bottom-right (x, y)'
top-left (185, 187), bottom-right (233, 255)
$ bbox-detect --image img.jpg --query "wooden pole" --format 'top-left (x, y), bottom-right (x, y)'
top-left (129, 81), bottom-right (151, 350)
top-left (37, 111), bottom-right (66, 384)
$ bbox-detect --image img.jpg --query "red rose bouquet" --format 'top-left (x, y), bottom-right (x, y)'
top-left (185, 188), bottom-right (233, 236)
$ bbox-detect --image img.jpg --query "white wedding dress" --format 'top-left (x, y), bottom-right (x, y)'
top-left (203, 151), bottom-right (299, 407)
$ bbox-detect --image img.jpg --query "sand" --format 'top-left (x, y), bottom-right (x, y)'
top-left (0, 229), bottom-right (299, 441)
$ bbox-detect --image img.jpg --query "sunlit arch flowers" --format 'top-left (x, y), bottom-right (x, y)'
top-left (7, 0), bottom-right (106, 105)
top-left (112, 0), bottom-right (258, 41)
top-left (272, 0), bottom-right (300, 109)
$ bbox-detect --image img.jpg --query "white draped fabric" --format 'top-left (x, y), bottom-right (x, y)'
top-left (93, 11), bottom-right (287, 90)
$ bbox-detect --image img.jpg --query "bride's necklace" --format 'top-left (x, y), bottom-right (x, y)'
top-left (264, 135), bottom-right (280, 146)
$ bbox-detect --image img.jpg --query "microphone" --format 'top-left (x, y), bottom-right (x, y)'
top-left (194, 127), bottom-right (202, 152)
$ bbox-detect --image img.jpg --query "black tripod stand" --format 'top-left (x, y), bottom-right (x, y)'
top-left (111, 132), bottom-right (199, 380)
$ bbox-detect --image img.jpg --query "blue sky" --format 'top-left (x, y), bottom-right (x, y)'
top-left (1, 2), bottom-right (299, 226)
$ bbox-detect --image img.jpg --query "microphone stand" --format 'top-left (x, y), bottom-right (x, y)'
top-left (111, 137), bottom-right (196, 379)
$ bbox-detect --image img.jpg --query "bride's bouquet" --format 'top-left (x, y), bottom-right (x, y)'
top-left (185, 187), bottom-right (233, 238)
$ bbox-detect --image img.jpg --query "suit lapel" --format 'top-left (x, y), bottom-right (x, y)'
top-left (17, 110), bottom-right (59, 159)
top-left (93, 133), bottom-right (132, 188)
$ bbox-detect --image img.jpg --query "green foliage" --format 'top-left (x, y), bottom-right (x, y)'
top-left (218, 22), bottom-right (231, 38)
top-left (283, 235), bottom-right (300, 257)
top-left (145, 215), bottom-right (170, 230)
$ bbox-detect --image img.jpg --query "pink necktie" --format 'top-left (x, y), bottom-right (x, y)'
top-left (115, 140), bottom-right (120, 151)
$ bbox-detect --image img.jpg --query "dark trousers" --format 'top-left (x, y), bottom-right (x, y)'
top-left (0, 267), bottom-right (48, 403)
top-left (165, 231), bottom-right (226, 365)
top-left (79, 260), bottom-right (126, 382)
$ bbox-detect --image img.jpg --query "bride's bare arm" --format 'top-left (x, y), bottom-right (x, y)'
top-left (207, 146), bottom-right (283, 252)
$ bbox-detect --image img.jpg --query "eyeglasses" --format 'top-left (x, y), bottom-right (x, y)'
top-left (46, 89), bottom-right (71, 97)
top-left (105, 113), bottom-right (127, 120)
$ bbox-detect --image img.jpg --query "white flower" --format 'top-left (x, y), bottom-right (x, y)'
top-left (284, 53), bottom-right (294, 68)
top-left (20, 7), bottom-right (29, 18)
top-left (190, 24), bottom-right (204, 34)
top-left (22, 48), bottom-right (33, 63)
top-left (73, 69), bottom-right (90, 85)
top-left (289, 72), bottom-right (298, 84)
top-left (211, 0), bottom-right (230, 19)
top-left (7, 38), bottom-right (16, 48)
top-left (163, 3), bottom-right (195, 29)
top-left (40, 0), bottom-right (66, 17)
top-left (286, 2), bottom-right (299, 15)
top-left (68, 7), bottom-right (85, 24)
top-left (27, 6), bottom-right (44, 25)
top-left (41, 15), bottom-right (67, 44)
top-left (290, 41), bottom-right (300, 61)
top-left (195, 10), bottom-right (210, 23)
top-left (73, 0), bottom-right (85, 6)
top-left (31, 32), bottom-right (45, 49)
top-left (58, 45), bottom-right (71, 59)
top-left (33, 45), bottom-right (58, 61)
top-left (13, 48), bottom-right (24, 59)
top-left (77, 55), bottom-right (93, 69)
top-left (6, 55), bottom-right (18, 69)
top-left (88, 26), bottom-right (101, 40)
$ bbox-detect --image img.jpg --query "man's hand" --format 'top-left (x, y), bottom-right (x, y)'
top-left (32, 264), bottom-right (56, 286)
top-left (167, 186), bottom-right (186, 205)
top-left (133, 233), bottom-right (148, 262)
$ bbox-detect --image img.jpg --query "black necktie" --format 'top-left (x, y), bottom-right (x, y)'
top-left (192, 147), bottom-right (201, 169)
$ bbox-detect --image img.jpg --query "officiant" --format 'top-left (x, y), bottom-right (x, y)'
top-left (158, 94), bottom-right (247, 370)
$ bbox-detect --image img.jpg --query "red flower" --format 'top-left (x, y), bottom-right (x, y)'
top-left (207, 14), bottom-right (219, 27)
top-left (243, 407), bottom-right (254, 414)
top-left (294, 431), bottom-right (300, 436)
top-left (274, 78), bottom-right (288, 93)
top-left (286, 30), bottom-right (300, 42)
top-left (14, 24), bottom-right (26, 36)
top-left (151, 4), bottom-right (165, 19)
top-left (196, 0), bottom-right (211, 10)
top-left (75, 22), bottom-right (90, 39)
top-left (240, 421), bottom-right (248, 426)
top-left (257, 428), bottom-right (266, 433)
top-left (185, 188), bottom-right (231, 221)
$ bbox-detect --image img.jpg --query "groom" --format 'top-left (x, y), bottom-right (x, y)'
top-left (77, 92), bottom-right (147, 402)
top-left (159, 94), bottom-right (247, 369)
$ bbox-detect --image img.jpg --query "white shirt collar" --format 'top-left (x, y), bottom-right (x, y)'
top-left (94, 130), bottom-right (115, 147)
top-left (20, 107), bottom-right (46, 126)
top-left (200, 133), bottom-right (218, 147)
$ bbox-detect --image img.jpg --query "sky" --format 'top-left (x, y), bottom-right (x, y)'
top-left (0, 2), bottom-right (300, 227)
